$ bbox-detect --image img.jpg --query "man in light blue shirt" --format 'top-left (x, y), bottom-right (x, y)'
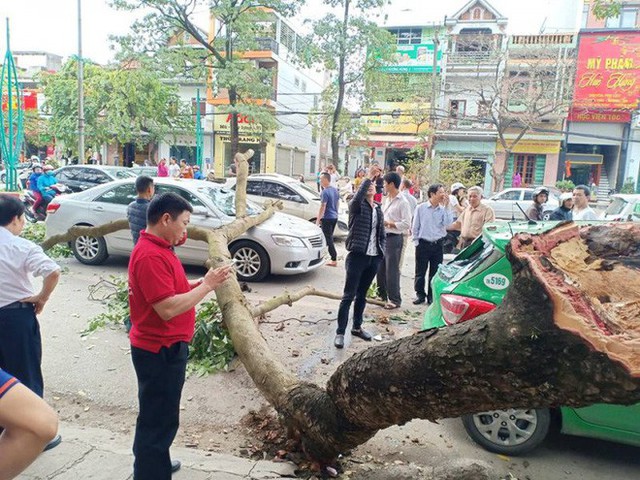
top-left (412, 184), bottom-right (453, 305)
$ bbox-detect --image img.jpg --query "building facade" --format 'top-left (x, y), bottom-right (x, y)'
top-left (207, 11), bottom-right (324, 178)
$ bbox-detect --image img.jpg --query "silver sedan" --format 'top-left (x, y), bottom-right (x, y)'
top-left (44, 178), bottom-right (327, 282)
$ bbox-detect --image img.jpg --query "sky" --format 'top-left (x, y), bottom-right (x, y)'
top-left (0, 0), bottom-right (584, 65)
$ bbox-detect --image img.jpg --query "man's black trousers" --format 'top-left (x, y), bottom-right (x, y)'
top-left (0, 304), bottom-right (44, 397)
top-left (320, 218), bottom-right (338, 262)
top-left (131, 341), bottom-right (188, 480)
top-left (414, 239), bottom-right (444, 303)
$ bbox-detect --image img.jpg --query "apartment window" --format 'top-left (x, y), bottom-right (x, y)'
top-left (294, 76), bottom-right (300, 88)
top-left (301, 80), bottom-right (307, 93)
top-left (515, 155), bottom-right (536, 185)
top-left (280, 23), bottom-right (296, 51)
top-left (621, 8), bottom-right (638, 27)
top-left (449, 100), bottom-right (466, 118)
top-left (387, 27), bottom-right (422, 45)
top-left (606, 8), bottom-right (638, 28)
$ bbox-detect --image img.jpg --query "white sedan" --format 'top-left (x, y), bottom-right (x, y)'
top-left (484, 187), bottom-right (561, 220)
top-left (44, 178), bottom-right (327, 282)
top-left (226, 173), bottom-right (350, 238)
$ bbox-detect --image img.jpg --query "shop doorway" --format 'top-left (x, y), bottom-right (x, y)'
top-left (224, 142), bottom-right (261, 174)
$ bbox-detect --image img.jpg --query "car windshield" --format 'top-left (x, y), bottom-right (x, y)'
top-left (197, 186), bottom-right (263, 217)
top-left (295, 182), bottom-right (321, 199)
top-left (605, 197), bottom-right (629, 216)
top-left (109, 168), bottom-right (138, 179)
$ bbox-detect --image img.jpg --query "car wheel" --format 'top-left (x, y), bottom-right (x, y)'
top-left (71, 226), bottom-right (109, 265)
top-left (229, 240), bottom-right (270, 282)
top-left (461, 408), bottom-right (551, 455)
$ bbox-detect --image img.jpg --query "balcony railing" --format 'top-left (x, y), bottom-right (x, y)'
top-left (254, 37), bottom-right (279, 55)
top-left (510, 34), bottom-right (575, 46)
top-left (447, 51), bottom-right (501, 65)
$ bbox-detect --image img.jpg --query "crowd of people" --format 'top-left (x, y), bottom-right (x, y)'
top-left (318, 164), bottom-right (602, 350)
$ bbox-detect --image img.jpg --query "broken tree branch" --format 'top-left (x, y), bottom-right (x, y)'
top-left (250, 286), bottom-right (386, 318)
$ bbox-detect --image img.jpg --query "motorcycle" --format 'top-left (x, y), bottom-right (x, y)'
top-left (23, 184), bottom-right (68, 222)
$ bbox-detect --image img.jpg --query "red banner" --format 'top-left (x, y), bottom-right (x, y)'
top-left (573, 31), bottom-right (640, 112)
top-left (568, 108), bottom-right (631, 123)
top-left (22, 89), bottom-right (38, 110)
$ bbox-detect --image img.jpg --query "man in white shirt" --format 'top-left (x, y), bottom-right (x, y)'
top-left (377, 172), bottom-right (412, 309)
top-left (572, 185), bottom-right (599, 221)
top-left (0, 194), bottom-right (61, 450)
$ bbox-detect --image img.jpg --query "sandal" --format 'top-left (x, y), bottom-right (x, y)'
top-left (384, 302), bottom-right (400, 310)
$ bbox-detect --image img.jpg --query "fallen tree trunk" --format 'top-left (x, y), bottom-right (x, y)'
top-left (40, 170), bottom-right (640, 466)
top-left (273, 222), bottom-right (640, 463)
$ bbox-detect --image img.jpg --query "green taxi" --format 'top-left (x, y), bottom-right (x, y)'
top-left (423, 221), bottom-right (640, 455)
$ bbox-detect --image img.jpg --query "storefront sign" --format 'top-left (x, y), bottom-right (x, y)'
top-left (217, 134), bottom-right (262, 144)
top-left (214, 112), bottom-right (262, 134)
top-left (573, 31), bottom-right (640, 112)
top-left (568, 108), bottom-right (631, 123)
top-left (496, 140), bottom-right (561, 154)
top-left (381, 43), bottom-right (442, 74)
top-left (361, 102), bottom-right (430, 135)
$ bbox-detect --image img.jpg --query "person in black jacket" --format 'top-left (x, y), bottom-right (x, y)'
top-left (334, 165), bottom-right (385, 349)
top-left (127, 176), bottom-right (155, 245)
top-left (549, 192), bottom-right (573, 221)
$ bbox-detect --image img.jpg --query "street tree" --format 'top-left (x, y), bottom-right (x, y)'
top-left (110, 0), bottom-right (301, 166)
top-left (43, 153), bottom-right (640, 471)
top-left (41, 59), bottom-right (187, 160)
top-left (591, 0), bottom-right (623, 19)
top-left (300, 0), bottom-right (394, 172)
top-left (443, 33), bottom-right (575, 191)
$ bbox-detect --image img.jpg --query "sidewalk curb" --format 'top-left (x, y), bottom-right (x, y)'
top-left (20, 423), bottom-right (297, 479)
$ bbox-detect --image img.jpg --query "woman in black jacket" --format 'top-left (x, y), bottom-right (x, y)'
top-left (335, 165), bottom-right (385, 349)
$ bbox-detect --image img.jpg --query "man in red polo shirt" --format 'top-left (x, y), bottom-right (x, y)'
top-left (128, 192), bottom-right (232, 480)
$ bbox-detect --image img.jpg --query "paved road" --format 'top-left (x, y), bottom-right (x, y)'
top-left (27, 240), bottom-right (640, 480)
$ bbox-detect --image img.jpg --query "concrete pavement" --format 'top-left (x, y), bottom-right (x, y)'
top-left (19, 422), bottom-right (297, 480)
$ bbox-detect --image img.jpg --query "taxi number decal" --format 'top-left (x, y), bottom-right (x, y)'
top-left (483, 273), bottom-right (510, 290)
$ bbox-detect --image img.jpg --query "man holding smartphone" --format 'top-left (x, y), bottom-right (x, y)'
top-left (128, 192), bottom-right (233, 479)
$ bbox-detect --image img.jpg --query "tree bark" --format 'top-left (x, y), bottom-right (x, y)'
top-left (272, 222), bottom-right (640, 463)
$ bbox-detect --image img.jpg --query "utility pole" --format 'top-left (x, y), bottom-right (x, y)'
top-left (77, 0), bottom-right (85, 164)
top-left (428, 26), bottom-right (440, 181)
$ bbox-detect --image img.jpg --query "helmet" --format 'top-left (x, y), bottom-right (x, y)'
top-left (32, 163), bottom-right (42, 171)
top-left (30, 155), bottom-right (40, 162)
top-left (560, 192), bottom-right (572, 204)
top-left (451, 182), bottom-right (466, 192)
top-left (43, 164), bottom-right (54, 171)
top-left (532, 187), bottom-right (549, 198)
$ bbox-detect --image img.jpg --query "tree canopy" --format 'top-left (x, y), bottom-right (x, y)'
top-left (110, 0), bottom-right (303, 156)
top-left (299, 0), bottom-right (394, 170)
top-left (41, 59), bottom-right (188, 156)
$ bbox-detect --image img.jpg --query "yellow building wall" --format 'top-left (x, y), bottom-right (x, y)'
top-left (213, 134), bottom-right (276, 176)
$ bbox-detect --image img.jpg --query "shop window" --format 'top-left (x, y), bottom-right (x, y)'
top-left (514, 155), bottom-right (536, 185)
top-left (387, 27), bottom-right (422, 45)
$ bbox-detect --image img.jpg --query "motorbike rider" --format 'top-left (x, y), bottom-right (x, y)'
top-left (37, 165), bottom-right (59, 205)
top-left (28, 164), bottom-right (44, 214)
top-left (549, 192), bottom-right (573, 221)
top-left (526, 187), bottom-right (549, 221)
